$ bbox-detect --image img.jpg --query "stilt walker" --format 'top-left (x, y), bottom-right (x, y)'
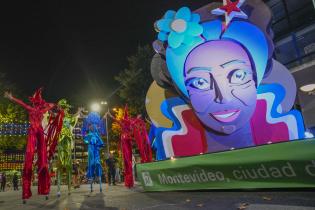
top-left (56, 99), bottom-right (82, 197)
top-left (4, 88), bottom-right (63, 203)
top-left (106, 105), bottom-right (152, 188)
top-left (82, 112), bottom-right (106, 192)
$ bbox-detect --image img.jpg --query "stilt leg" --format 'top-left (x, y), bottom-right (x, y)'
top-left (57, 168), bottom-right (61, 197)
top-left (67, 166), bottom-right (71, 195)
top-left (99, 176), bottom-right (102, 192)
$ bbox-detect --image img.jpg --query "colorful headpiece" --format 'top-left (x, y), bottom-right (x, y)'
top-left (29, 88), bottom-right (46, 105)
top-left (155, 3), bottom-right (269, 97)
top-left (58, 99), bottom-right (72, 109)
top-left (82, 112), bottom-right (106, 136)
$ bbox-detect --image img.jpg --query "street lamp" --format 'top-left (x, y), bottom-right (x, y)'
top-left (90, 101), bottom-right (110, 155)
top-left (91, 103), bottom-right (101, 112)
top-left (100, 101), bottom-right (110, 156)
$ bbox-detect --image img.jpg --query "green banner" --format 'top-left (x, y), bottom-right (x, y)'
top-left (137, 139), bottom-right (315, 191)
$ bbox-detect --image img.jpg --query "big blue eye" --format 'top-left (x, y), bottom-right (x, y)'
top-left (230, 69), bottom-right (250, 84)
top-left (186, 77), bottom-right (210, 90)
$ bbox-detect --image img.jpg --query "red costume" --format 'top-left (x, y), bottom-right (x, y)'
top-left (7, 88), bottom-right (63, 200)
top-left (112, 105), bottom-right (152, 188)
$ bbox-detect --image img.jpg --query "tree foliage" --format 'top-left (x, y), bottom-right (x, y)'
top-left (0, 136), bottom-right (27, 152)
top-left (0, 71), bottom-right (28, 151)
top-left (106, 107), bottom-right (126, 158)
top-left (115, 45), bottom-right (154, 115)
top-left (0, 71), bottom-right (27, 123)
top-left (110, 106), bottom-right (138, 137)
top-left (0, 103), bottom-right (27, 123)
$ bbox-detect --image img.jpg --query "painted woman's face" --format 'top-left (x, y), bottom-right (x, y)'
top-left (184, 41), bottom-right (257, 134)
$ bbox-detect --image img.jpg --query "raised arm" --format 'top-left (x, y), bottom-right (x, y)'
top-left (104, 111), bottom-right (117, 121)
top-left (74, 107), bottom-right (84, 118)
top-left (71, 107), bottom-right (84, 127)
top-left (105, 111), bottom-right (125, 129)
top-left (4, 91), bottom-right (33, 111)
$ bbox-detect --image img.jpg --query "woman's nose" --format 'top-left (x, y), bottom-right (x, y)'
top-left (213, 78), bottom-right (233, 104)
top-left (214, 95), bottom-right (232, 104)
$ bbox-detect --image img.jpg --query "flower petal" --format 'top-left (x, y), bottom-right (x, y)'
top-left (158, 31), bottom-right (168, 41)
top-left (187, 22), bottom-right (203, 36)
top-left (164, 10), bottom-right (176, 19)
top-left (183, 35), bottom-right (194, 46)
top-left (191, 13), bottom-right (201, 22)
top-left (175, 7), bottom-right (191, 21)
top-left (168, 32), bottom-right (184, 48)
top-left (157, 19), bottom-right (172, 32)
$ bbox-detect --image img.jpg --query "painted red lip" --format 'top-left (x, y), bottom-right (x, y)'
top-left (210, 109), bottom-right (241, 123)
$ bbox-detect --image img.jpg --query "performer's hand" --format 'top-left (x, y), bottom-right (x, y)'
top-left (77, 107), bottom-right (84, 113)
top-left (4, 91), bottom-right (13, 100)
top-left (103, 111), bottom-right (109, 119)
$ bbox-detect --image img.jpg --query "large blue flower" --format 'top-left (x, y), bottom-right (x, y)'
top-left (156, 7), bottom-right (203, 49)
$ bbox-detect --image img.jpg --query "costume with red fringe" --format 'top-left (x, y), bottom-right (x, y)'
top-left (113, 105), bottom-right (152, 188)
top-left (8, 88), bottom-right (63, 200)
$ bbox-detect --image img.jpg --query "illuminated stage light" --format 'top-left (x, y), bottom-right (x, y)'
top-left (91, 103), bottom-right (101, 112)
top-left (300, 84), bottom-right (315, 95)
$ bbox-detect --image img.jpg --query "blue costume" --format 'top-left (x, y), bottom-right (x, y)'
top-left (82, 112), bottom-right (106, 192)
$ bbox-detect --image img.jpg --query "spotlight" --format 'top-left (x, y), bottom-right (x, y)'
top-left (300, 84), bottom-right (315, 95)
top-left (91, 103), bottom-right (101, 112)
top-left (305, 131), bottom-right (314, 138)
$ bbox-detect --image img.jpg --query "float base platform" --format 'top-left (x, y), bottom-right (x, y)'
top-left (137, 139), bottom-right (315, 191)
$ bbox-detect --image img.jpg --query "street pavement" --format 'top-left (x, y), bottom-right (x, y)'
top-left (0, 183), bottom-right (315, 210)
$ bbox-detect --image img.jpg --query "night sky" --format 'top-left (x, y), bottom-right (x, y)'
top-left (0, 0), bottom-right (209, 107)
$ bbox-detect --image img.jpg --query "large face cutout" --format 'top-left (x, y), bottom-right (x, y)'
top-left (184, 40), bottom-right (257, 134)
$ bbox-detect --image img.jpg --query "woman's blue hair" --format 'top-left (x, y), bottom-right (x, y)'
top-left (82, 112), bottom-right (106, 136)
top-left (166, 19), bottom-right (269, 97)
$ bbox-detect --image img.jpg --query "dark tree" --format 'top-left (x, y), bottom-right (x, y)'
top-left (115, 45), bottom-right (154, 115)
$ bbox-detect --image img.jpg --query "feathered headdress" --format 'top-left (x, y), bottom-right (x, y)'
top-left (58, 99), bottom-right (72, 110)
top-left (82, 112), bottom-right (106, 136)
top-left (29, 88), bottom-right (46, 105)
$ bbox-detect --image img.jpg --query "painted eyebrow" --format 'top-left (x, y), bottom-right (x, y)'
top-left (187, 67), bottom-right (212, 74)
top-left (221, 59), bottom-right (246, 68)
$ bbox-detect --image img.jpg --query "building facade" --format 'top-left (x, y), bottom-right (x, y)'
top-left (266, 0), bottom-right (315, 133)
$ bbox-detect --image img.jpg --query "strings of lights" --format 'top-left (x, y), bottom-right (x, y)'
top-left (0, 122), bottom-right (30, 136)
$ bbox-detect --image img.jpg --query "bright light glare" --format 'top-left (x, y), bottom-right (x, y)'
top-left (305, 131), bottom-right (314, 138)
top-left (300, 84), bottom-right (315, 92)
top-left (91, 103), bottom-right (101, 112)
